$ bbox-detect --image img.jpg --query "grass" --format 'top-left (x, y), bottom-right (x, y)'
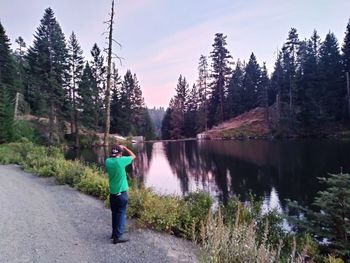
top-left (0, 140), bottom-right (344, 262)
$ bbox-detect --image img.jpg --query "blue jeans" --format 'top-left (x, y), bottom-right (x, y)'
top-left (110, 191), bottom-right (128, 238)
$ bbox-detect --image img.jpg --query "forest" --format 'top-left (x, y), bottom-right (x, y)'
top-left (162, 22), bottom-right (350, 139)
top-left (0, 7), bottom-right (155, 145)
top-left (1, 8), bottom-right (350, 144)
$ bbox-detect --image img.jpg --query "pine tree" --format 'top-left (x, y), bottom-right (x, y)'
top-left (271, 53), bottom-right (284, 128)
top-left (226, 60), bottom-right (245, 118)
top-left (169, 98), bottom-right (184, 139)
top-left (13, 36), bottom-right (27, 96)
top-left (259, 63), bottom-right (270, 122)
top-left (119, 70), bottom-right (135, 135)
top-left (139, 108), bottom-right (155, 140)
top-left (130, 73), bottom-right (146, 135)
top-left (184, 84), bottom-right (199, 137)
top-left (90, 43), bottom-right (105, 130)
top-left (67, 31), bottom-right (84, 147)
top-left (197, 55), bottom-right (209, 132)
top-left (342, 19), bottom-right (350, 121)
top-left (110, 63), bottom-right (122, 134)
top-left (208, 33), bottom-right (232, 126)
top-left (319, 32), bottom-right (344, 121)
top-left (26, 8), bottom-right (68, 143)
top-left (242, 53), bottom-right (261, 112)
top-left (161, 107), bottom-right (173, 139)
top-left (0, 86), bottom-right (14, 142)
top-left (0, 22), bottom-right (15, 142)
top-left (281, 28), bottom-right (300, 128)
top-left (0, 22), bottom-right (15, 98)
top-left (171, 75), bottom-right (189, 138)
top-left (288, 174), bottom-right (350, 257)
top-left (295, 32), bottom-right (320, 129)
top-left (78, 62), bottom-right (96, 129)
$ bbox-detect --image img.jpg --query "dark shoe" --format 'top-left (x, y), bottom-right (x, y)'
top-left (110, 234), bottom-right (115, 240)
top-left (112, 237), bottom-right (129, 244)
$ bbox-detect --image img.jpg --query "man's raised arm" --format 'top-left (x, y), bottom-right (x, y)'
top-left (121, 145), bottom-right (136, 160)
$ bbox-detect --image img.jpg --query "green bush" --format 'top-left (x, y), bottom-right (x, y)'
top-left (139, 193), bottom-right (183, 233)
top-left (12, 120), bottom-right (41, 143)
top-left (53, 160), bottom-right (85, 186)
top-left (0, 144), bottom-right (21, 164)
top-left (75, 168), bottom-right (109, 200)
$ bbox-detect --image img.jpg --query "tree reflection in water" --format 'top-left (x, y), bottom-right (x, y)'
top-left (66, 139), bottom-right (350, 211)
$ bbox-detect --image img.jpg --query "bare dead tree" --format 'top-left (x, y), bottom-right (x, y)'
top-left (103, 0), bottom-right (115, 147)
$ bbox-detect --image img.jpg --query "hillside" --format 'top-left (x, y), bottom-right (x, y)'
top-left (198, 107), bottom-right (275, 139)
top-left (17, 115), bottom-right (127, 146)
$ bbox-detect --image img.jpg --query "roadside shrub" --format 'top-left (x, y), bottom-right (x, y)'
top-left (0, 144), bottom-right (21, 164)
top-left (139, 192), bottom-right (183, 233)
top-left (198, 209), bottom-right (278, 263)
top-left (127, 186), bottom-right (154, 218)
top-left (198, 209), bottom-right (314, 263)
top-left (75, 168), bottom-right (109, 200)
top-left (12, 120), bottom-right (41, 143)
top-left (53, 160), bottom-right (85, 186)
top-left (179, 192), bottom-right (212, 239)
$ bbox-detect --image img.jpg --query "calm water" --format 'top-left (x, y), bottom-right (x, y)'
top-left (66, 139), bottom-right (350, 210)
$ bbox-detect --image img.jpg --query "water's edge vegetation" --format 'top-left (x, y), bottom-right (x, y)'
top-left (0, 140), bottom-right (344, 262)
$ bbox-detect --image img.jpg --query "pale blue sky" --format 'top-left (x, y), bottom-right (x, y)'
top-left (1, 0), bottom-right (350, 107)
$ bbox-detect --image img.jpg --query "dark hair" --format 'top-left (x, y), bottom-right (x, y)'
top-left (111, 145), bottom-right (123, 157)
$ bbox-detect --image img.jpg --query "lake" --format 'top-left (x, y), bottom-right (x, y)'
top-left (66, 139), bottom-right (350, 211)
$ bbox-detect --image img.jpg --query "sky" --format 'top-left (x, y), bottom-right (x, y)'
top-left (1, 0), bottom-right (350, 108)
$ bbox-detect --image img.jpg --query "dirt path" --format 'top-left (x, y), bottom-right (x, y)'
top-left (0, 165), bottom-right (199, 263)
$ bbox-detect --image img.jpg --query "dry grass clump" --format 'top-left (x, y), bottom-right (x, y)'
top-left (197, 207), bottom-right (313, 263)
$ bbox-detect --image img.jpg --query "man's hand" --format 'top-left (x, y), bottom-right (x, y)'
top-left (121, 145), bottom-right (136, 160)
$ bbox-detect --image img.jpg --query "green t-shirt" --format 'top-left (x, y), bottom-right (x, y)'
top-left (105, 156), bottom-right (133, 194)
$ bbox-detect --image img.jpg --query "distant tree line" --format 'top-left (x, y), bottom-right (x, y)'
top-left (162, 20), bottom-right (350, 139)
top-left (148, 107), bottom-right (166, 139)
top-left (0, 7), bottom-right (154, 144)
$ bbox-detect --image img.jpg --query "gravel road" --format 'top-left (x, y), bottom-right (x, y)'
top-left (0, 165), bottom-right (199, 263)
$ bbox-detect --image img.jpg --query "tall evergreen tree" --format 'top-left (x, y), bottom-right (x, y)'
top-left (90, 43), bottom-right (105, 130)
top-left (271, 53), bottom-right (284, 127)
top-left (208, 33), bottom-right (232, 126)
top-left (259, 63), bottom-right (270, 122)
top-left (281, 28), bottom-right (300, 127)
top-left (342, 19), bottom-right (350, 121)
top-left (130, 73), bottom-right (146, 135)
top-left (161, 106), bottom-right (173, 140)
top-left (184, 84), bottom-right (199, 137)
top-left (110, 69), bottom-right (154, 138)
top-left (13, 36), bottom-right (27, 96)
top-left (110, 63), bottom-right (122, 134)
top-left (242, 53), bottom-right (261, 112)
top-left (0, 22), bottom-right (15, 98)
top-left (0, 87), bottom-right (14, 142)
top-left (197, 55), bottom-right (209, 132)
top-left (0, 22), bottom-right (15, 142)
top-left (295, 32), bottom-right (320, 129)
top-left (226, 60), bottom-right (245, 118)
top-left (26, 8), bottom-right (68, 143)
top-left (171, 75), bottom-right (189, 138)
top-left (78, 62), bottom-right (96, 129)
top-left (319, 32), bottom-right (344, 121)
top-left (67, 31), bottom-right (84, 147)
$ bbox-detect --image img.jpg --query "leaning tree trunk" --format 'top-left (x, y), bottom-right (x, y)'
top-left (103, 0), bottom-right (115, 147)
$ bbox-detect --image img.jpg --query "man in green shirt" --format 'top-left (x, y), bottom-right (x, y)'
top-left (105, 144), bottom-right (136, 244)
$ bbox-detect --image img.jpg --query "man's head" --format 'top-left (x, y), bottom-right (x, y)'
top-left (111, 145), bottom-right (123, 157)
